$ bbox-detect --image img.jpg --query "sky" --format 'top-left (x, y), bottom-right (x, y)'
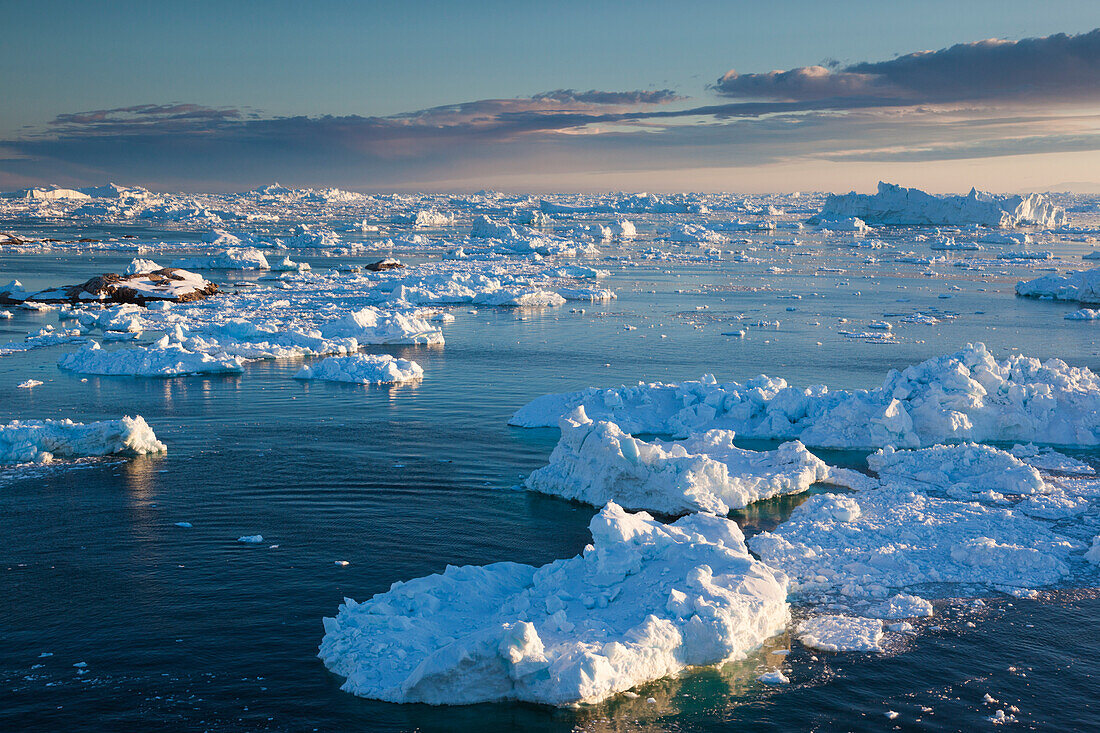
top-left (2, 0), bottom-right (1099, 193)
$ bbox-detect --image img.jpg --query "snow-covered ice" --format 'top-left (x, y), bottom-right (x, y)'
top-left (797, 616), bottom-right (883, 652)
top-left (58, 339), bottom-right (245, 377)
top-left (0, 416), bottom-right (166, 464)
top-left (319, 503), bottom-right (788, 705)
top-left (811, 182), bottom-right (1065, 228)
top-left (512, 344), bottom-right (1100, 448)
top-left (524, 407), bottom-right (852, 515)
top-left (295, 354), bottom-right (423, 384)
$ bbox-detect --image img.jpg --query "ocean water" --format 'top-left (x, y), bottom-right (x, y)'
top-left (2, 227), bottom-right (1099, 731)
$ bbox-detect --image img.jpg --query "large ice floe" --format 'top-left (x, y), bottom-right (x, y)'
top-left (511, 344), bottom-right (1100, 448)
top-left (1017, 266), bottom-right (1100, 304)
top-left (749, 441), bottom-right (1100, 613)
top-left (0, 416), bottom-right (165, 464)
top-left (58, 338), bottom-right (245, 377)
top-left (295, 354), bottom-right (423, 384)
top-left (318, 503), bottom-right (788, 705)
top-left (319, 308), bottom-right (443, 345)
top-left (809, 182), bottom-right (1066, 228)
top-left (524, 407), bottom-right (864, 515)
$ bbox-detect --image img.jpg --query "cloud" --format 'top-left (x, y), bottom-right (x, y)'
top-left (716, 28), bottom-right (1100, 105)
top-left (3, 31), bottom-right (1100, 192)
top-left (531, 89), bottom-right (682, 105)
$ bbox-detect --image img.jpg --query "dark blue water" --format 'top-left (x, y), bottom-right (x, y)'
top-left (2, 237), bottom-right (1099, 731)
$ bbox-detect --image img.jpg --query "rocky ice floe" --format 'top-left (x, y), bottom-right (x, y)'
top-left (1, 269), bottom-right (218, 306)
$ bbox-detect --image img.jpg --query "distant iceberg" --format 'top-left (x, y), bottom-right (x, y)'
top-left (809, 182), bottom-right (1065, 228)
top-left (1017, 266), bottom-right (1100, 304)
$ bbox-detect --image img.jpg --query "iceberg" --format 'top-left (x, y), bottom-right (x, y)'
top-left (1017, 266), bottom-right (1100, 304)
top-left (57, 339), bottom-right (245, 377)
top-left (320, 308), bottom-right (444, 345)
top-left (295, 354), bottom-right (423, 384)
top-left (319, 503), bottom-right (788, 706)
top-left (0, 416), bottom-right (165, 464)
top-left (809, 182), bottom-right (1065, 228)
top-left (171, 248), bottom-right (270, 270)
top-left (511, 344), bottom-right (1100, 448)
top-left (524, 408), bottom-right (844, 515)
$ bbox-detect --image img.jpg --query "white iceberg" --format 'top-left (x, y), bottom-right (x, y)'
top-left (171, 248), bottom-right (270, 270)
top-left (1017, 267), bottom-right (1100, 304)
top-left (320, 308), bottom-right (444, 345)
top-left (123, 258), bottom-right (163, 275)
top-left (319, 503), bottom-right (788, 706)
top-left (511, 344), bottom-right (1100, 448)
top-left (0, 416), bottom-right (165, 464)
top-left (57, 339), bottom-right (245, 377)
top-left (295, 354), bottom-right (423, 384)
top-left (868, 443), bottom-right (1046, 498)
top-left (525, 408), bottom-right (843, 515)
top-left (810, 182), bottom-right (1065, 228)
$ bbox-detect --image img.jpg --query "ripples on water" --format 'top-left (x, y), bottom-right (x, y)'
top-left (2, 234), bottom-right (1099, 731)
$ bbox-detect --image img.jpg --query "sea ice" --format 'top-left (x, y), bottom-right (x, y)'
top-left (58, 339), bottom-right (245, 377)
top-left (511, 344), bottom-right (1100, 448)
top-left (320, 307), bottom-right (444, 345)
top-left (319, 503), bottom-right (788, 706)
top-left (524, 408), bottom-right (846, 515)
top-left (797, 616), bottom-right (883, 652)
top-left (171, 248), bottom-right (270, 270)
top-left (295, 354), bottom-right (423, 384)
top-left (0, 416), bottom-right (166, 464)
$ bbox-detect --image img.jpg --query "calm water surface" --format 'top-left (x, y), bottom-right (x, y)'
top-left (1, 234), bottom-right (1098, 731)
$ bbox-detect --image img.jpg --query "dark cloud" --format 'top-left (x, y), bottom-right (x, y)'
top-left (52, 104), bottom-right (243, 130)
top-left (3, 32), bottom-right (1100, 191)
top-left (531, 89), bottom-right (682, 105)
top-left (716, 28), bottom-right (1100, 104)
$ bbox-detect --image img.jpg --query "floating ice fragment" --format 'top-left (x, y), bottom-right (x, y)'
top-left (319, 503), bottom-right (788, 706)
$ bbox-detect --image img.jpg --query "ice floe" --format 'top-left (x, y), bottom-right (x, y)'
top-left (749, 442), bottom-right (1099, 611)
top-left (0, 416), bottom-right (165, 464)
top-left (319, 503), bottom-right (788, 705)
top-left (512, 344), bottom-right (1100, 448)
top-left (295, 354), bottom-right (423, 384)
top-left (524, 407), bottom-right (856, 515)
top-left (797, 616), bottom-right (883, 652)
top-left (58, 339), bottom-right (245, 377)
top-left (1, 268), bottom-right (218, 306)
